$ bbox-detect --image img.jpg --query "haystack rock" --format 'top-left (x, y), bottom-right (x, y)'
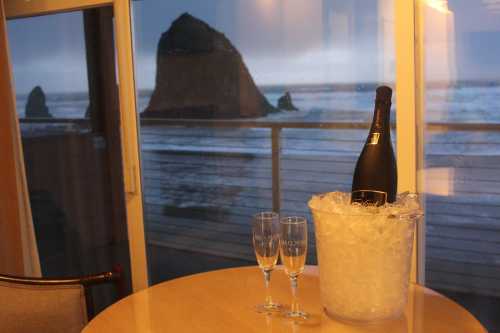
top-left (26, 86), bottom-right (52, 118)
top-left (277, 91), bottom-right (298, 111)
top-left (142, 13), bottom-right (276, 119)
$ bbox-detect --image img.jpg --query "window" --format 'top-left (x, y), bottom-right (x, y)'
top-left (132, 0), bottom-right (397, 284)
top-left (7, 7), bottom-right (132, 312)
top-left (422, 1), bottom-right (500, 331)
top-left (7, 2), bottom-right (498, 330)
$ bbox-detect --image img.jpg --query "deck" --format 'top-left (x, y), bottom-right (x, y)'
top-left (139, 122), bottom-right (500, 298)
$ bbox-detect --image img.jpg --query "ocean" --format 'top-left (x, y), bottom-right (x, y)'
top-left (16, 86), bottom-right (500, 303)
top-left (17, 83), bottom-right (500, 156)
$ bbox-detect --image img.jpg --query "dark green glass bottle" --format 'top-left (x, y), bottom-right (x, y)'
top-left (351, 86), bottom-right (397, 205)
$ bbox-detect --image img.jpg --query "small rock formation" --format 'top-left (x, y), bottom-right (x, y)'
top-left (142, 13), bottom-right (276, 119)
top-left (25, 86), bottom-right (52, 118)
top-left (277, 91), bottom-right (298, 111)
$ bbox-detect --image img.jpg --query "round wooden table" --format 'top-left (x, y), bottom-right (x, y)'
top-left (83, 266), bottom-right (487, 333)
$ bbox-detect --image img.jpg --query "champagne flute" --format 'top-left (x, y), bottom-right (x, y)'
top-left (280, 216), bottom-right (308, 319)
top-left (252, 212), bottom-right (282, 313)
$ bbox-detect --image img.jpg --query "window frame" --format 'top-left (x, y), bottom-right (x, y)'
top-left (395, 0), bottom-right (426, 283)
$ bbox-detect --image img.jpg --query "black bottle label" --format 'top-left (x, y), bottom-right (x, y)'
top-left (351, 190), bottom-right (388, 206)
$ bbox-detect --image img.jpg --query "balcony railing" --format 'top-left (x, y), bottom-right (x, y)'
top-left (19, 117), bottom-right (500, 211)
top-left (19, 117), bottom-right (500, 296)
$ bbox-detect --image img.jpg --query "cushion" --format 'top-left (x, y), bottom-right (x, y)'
top-left (0, 281), bottom-right (87, 333)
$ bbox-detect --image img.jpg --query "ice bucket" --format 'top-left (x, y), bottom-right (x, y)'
top-left (308, 192), bottom-right (422, 323)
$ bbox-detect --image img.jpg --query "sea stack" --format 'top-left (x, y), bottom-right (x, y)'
top-left (25, 86), bottom-right (52, 118)
top-left (277, 91), bottom-right (298, 111)
top-left (142, 13), bottom-right (276, 119)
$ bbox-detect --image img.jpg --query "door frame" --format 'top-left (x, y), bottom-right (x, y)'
top-left (4, 0), bottom-right (148, 291)
top-left (395, 0), bottom-right (426, 284)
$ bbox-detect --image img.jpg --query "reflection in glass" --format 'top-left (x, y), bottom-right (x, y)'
top-left (422, 1), bottom-right (500, 332)
top-left (7, 7), bottom-right (131, 314)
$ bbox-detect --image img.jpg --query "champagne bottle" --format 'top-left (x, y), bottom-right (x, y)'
top-left (351, 85), bottom-right (397, 205)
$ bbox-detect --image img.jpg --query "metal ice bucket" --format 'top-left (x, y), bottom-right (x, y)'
top-left (308, 193), bottom-right (422, 323)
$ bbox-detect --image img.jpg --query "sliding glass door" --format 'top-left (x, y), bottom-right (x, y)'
top-left (4, 0), bottom-right (147, 313)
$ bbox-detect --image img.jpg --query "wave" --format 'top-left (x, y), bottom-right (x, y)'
top-left (15, 83), bottom-right (500, 123)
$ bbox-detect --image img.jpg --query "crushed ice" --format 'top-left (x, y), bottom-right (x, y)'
top-left (308, 191), bottom-right (422, 221)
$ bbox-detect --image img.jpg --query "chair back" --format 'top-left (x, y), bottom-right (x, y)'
top-left (0, 281), bottom-right (87, 333)
top-left (0, 266), bottom-right (123, 333)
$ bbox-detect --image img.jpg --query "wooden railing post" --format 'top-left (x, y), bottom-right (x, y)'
top-left (271, 127), bottom-right (281, 213)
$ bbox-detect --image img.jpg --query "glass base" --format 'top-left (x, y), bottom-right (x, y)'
top-left (284, 310), bottom-right (309, 320)
top-left (255, 302), bottom-right (283, 314)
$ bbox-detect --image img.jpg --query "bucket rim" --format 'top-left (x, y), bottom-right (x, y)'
top-left (308, 192), bottom-right (424, 220)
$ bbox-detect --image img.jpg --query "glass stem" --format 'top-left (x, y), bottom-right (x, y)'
top-left (264, 269), bottom-right (272, 305)
top-left (290, 275), bottom-right (299, 313)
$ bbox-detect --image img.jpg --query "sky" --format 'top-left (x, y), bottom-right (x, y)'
top-left (5, 0), bottom-right (500, 94)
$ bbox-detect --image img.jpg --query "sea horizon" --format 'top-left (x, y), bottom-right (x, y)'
top-left (14, 79), bottom-right (500, 98)
top-left (16, 79), bottom-right (500, 157)
top-left (15, 80), bottom-right (500, 127)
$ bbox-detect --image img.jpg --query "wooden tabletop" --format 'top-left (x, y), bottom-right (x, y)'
top-left (83, 266), bottom-right (487, 333)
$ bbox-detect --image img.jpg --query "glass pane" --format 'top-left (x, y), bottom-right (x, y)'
top-left (133, 1), bottom-right (396, 283)
top-left (7, 8), bottom-right (132, 314)
top-left (422, 1), bottom-right (500, 332)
